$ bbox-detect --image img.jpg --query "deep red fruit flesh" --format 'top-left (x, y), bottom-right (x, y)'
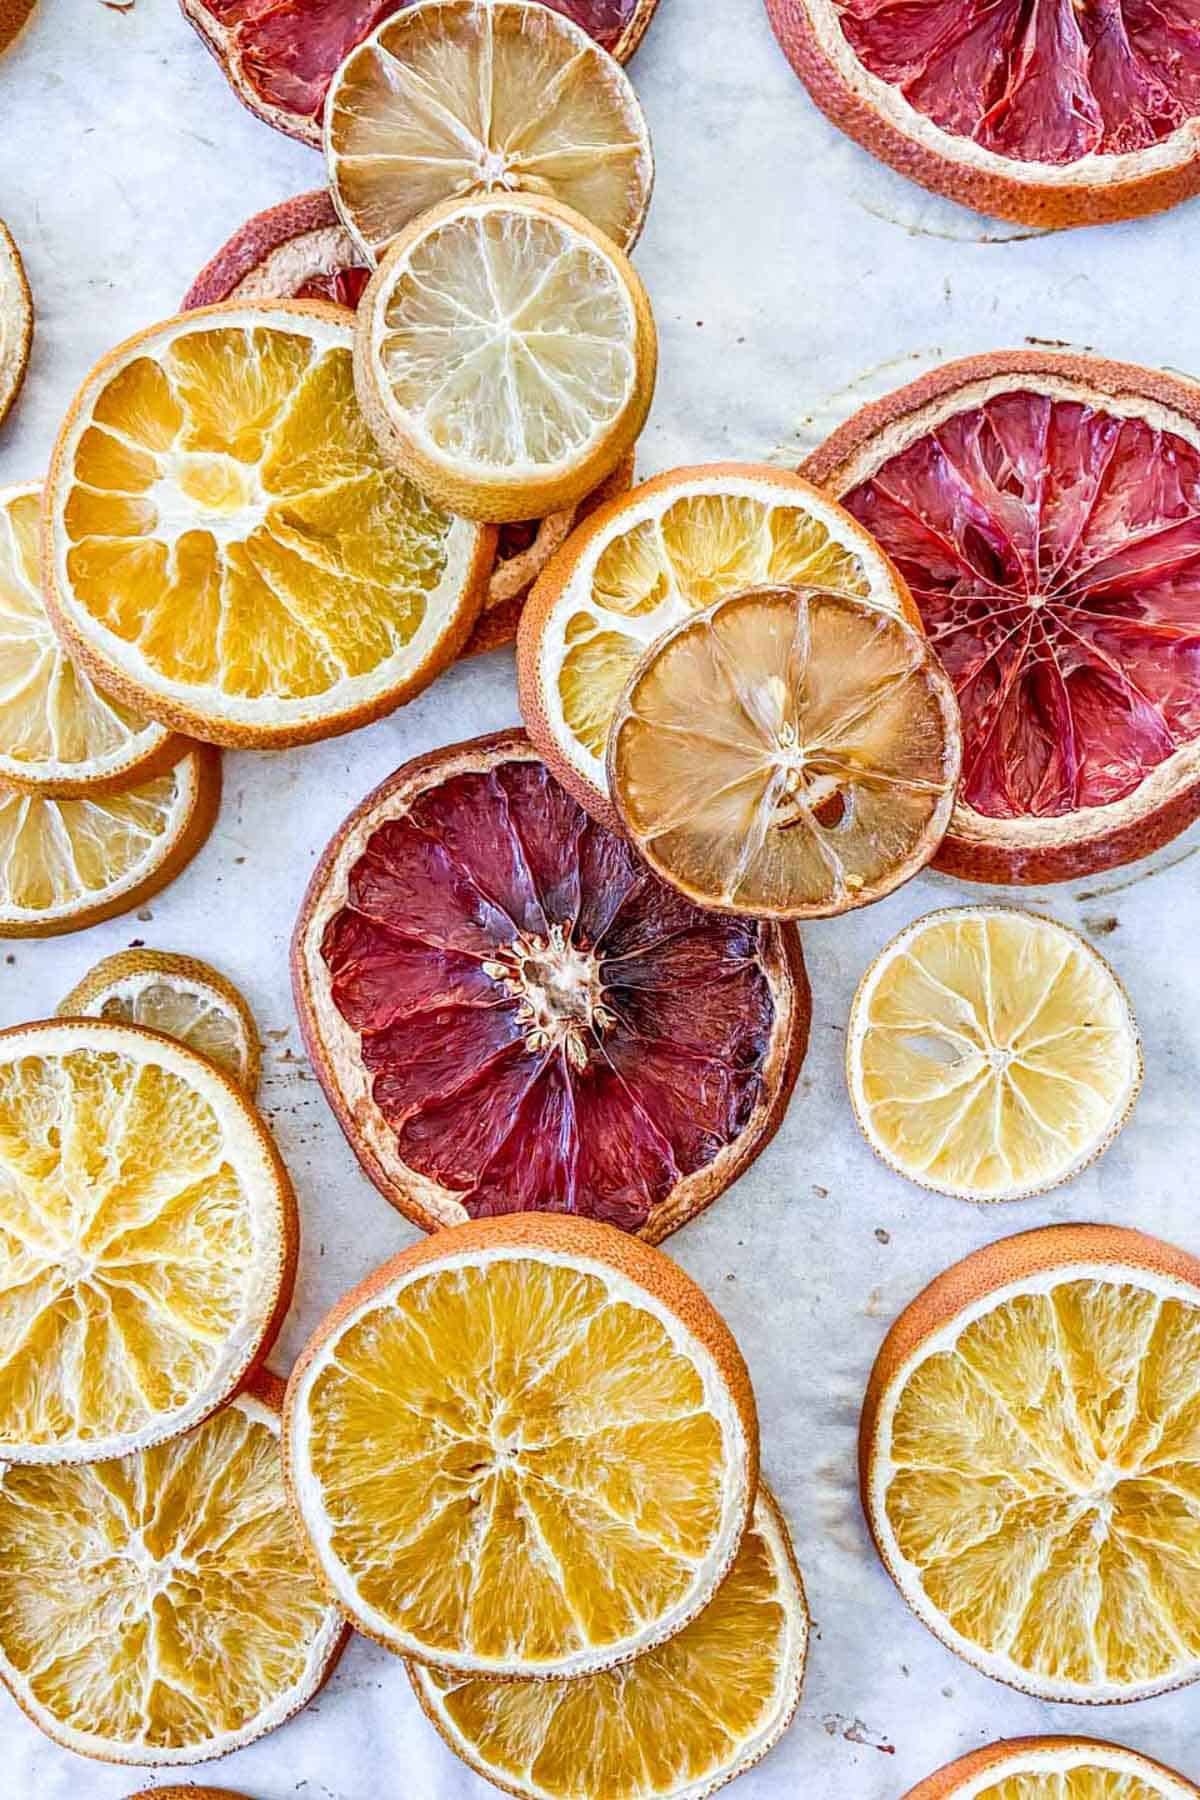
top-left (321, 760), bottom-right (779, 1233)
top-left (293, 265), bottom-right (371, 308)
top-left (837, 0), bottom-right (1200, 165)
top-left (843, 388), bottom-right (1200, 822)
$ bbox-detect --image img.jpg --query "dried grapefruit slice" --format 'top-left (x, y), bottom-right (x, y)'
top-left (609, 585), bottom-right (961, 918)
top-left (0, 1375), bottom-right (345, 1764)
top-left (325, 1), bottom-right (653, 260)
top-left (60, 948), bottom-right (262, 1094)
top-left (847, 908), bottom-right (1143, 1201)
top-left (765, 0), bottom-right (1200, 227)
top-left (862, 1223), bottom-right (1200, 1702)
top-left (904, 1739), bottom-right (1200, 1800)
top-left (409, 1484), bottom-right (808, 1800)
top-left (518, 464), bottom-right (920, 827)
top-left (355, 192), bottom-right (656, 522)
top-left (0, 1017), bottom-right (296, 1463)
top-left (181, 0), bottom-right (660, 148)
top-left (0, 482), bottom-right (181, 795)
top-left (283, 1213), bottom-right (758, 1677)
top-left (0, 746), bottom-right (220, 938)
top-left (805, 351), bottom-right (1200, 883)
top-left (292, 728), bottom-right (809, 1240)
top-left (0, 219), bottom-right (32, 432)
top-left (43, 302), bottom-right (493, 749)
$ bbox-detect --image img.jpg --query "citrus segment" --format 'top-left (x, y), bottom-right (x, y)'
top-left (0, 1018), bottom-right (295, 1463)
top-left (848, 908), bottom-right (1143, 1201)
top-left (325, 1), bottom-right (653, 259)
top-left (355, 193), bottom-right (655, 522)
top-left (609, 586), bottom-right (961, 917)
top-left (517, 464), bottom-right (918, 823)
top-left (863, 1225), bottom-right (1200, 1701)
top-left (284, 1215), bottom-right (758, 1677)
top-left (0, 219), bottom-right (32, 431)
top-left (60, 949), bottom-right (262, 1094)
top-left (293, 729), bottom-right (808, 1241)
top-left (44, 303), bottom-right (492, 748)
top-left (0, 746), bottom-right (220, 938)
top-left (0, 1382), bottom-right (345, 1763)
top-left (904, 1739), bottom-right (1200, 1800)
top-left (411, 1486), bottom-right (808, 1800)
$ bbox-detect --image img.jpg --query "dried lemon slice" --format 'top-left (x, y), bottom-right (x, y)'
top-left (847, 908), bottom-right (1143, 1201)
top-left (904, 1738), bottom-right (1200, 1800)
top-left (60, 948), bottom-right (262, 1094)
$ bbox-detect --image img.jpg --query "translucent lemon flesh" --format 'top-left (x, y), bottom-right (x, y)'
top-left (327, 1), bottom-right (652, 256)
top-left (854, 911), bottom-right (1140, 1198)
top-left (0, 767), bottom-right (189, 922)
top-left (882, 1273), bottom-right (1200, 1693)
top-left (300, 1256), bottom-right (734, 1669)
top-left (611, 587), bottom-right (958, 914)
top-left (0, 1399), bottom-right (332, 1756)
top-left (71, 970), bottom-right (254, 1089)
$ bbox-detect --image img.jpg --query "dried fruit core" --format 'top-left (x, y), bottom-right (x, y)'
top-left (485, 924), bottom-right (615, 1071)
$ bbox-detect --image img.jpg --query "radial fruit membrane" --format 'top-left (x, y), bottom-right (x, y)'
top-left (904, 1741), bottom-right (1200, 1800)
top-left (843, 386), bottom-right (1200, 829)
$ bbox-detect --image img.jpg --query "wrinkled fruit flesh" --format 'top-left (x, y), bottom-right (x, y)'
top-left (874, 1267), bottom-right (1200, 1697)
top-left (315, 748), bottom-right (799, 1235)
top-left (843, 387), bottom-right (1200, 829)
top-left (0, 1395), bottom-right (340, 1761)
top-left (182, 193), bottom-right (371, 311)
top-left (610, 586), bottom-right (961, 916)
top-left (850, 909), bottom-right (1141, 1200)
top-left (967, 1765), bottom-right (1185, 1800)
top-left (411, 1489), bottom-right (807, 1800)
top-left (835, 0), bottom-right (1200, 167)
top-left (59, 950), bottom-right (261, 1093)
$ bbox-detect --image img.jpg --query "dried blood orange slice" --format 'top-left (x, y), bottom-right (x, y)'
top-left (903, 1739), bottom-right (1200, 1800)
top-left (765, 0), bottom-right (1200, 227)
top-left (292, 728), bottom-right (809, 1242)
top-left (805, 351), bottom-right (1200, 885)
top-left (181, 0), bottom-right (660, 148)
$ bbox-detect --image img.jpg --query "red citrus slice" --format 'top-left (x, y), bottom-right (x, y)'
top-left (180, 0), bottom-right (661, 148)
top-left (292, 728), bottom-right (810, 1242)
top-left (804, 351), bottom-right (1200, 884)
top-left (765, 0), bottom-right (1200, 227)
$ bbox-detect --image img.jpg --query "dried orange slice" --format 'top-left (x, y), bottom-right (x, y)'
top-left (765, 0), bottom-right (1200, 227)
top-left (904, 1739), bottom-right (1200, 1800)
top-left (410, 1485), bottom-right (808, 1800)
top-left (0, 1376), bottom-right (345, 1764)
top-left (518, 463), bottom-right (920, 826)
top-left (0, 218), bottom-right (32, 431)
top-left (847, 908), bottom-right (1143, 1202)
top-left (60, 948), bottom-right (262, 1094)
top-left (609, 585), bottom-right (961, 918)
top-left (0, 1017), bottom-right (296, 1464)
top-left (862, 1224), bottom-right (1200, 1702)
top-left (43, 302), bottom-right (493, 748)
top-left (355, 192), bottom-right (656, 523)
top-left (0, 482), bottom-right (181, 794)
top-left (325, 0), bottom-right (653, 259)
top-left (284, 1214), bottom-right (758, 1678)
top-left (0, 746), bottom-right (220, 938)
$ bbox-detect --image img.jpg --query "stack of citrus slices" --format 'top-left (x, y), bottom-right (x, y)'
top-left (282, 1213), bottom-right (811, 1798)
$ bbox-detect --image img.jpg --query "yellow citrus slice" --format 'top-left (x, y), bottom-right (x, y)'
top-left (862, 1223), bottom-right (1200, 1703)
top-left (410, 1485), bottom-right (808, 1800)
top-left (0, 745), bottom-right (220, 938)
top-left (0, 218), bottom-right (32, 431)
top-left (43, 300), bottom-right (493, 749)
top-left (517, 463), bottom-right (920, 825)
top-left (609, 584), bottom-right (961, 917)
top-left (0, 1376), bottom-right (345, 1764)
top-left (325, 0), bottom-right (654, 260)
top-left (355, 192), bottom-right (656, 523)
top-left (0, 481), bottom-right (180, 794)
top-left (847, 908), bottom-right (1143, 1202)
top-left (59, 948), bottom-right (262, 1095)
top-left (0, 1017), bottom-right (296, 1463)
top-left (284, 1214), bottom-right (758, 1678)
top-left (904, 1738), bottom-right (1200, 1800)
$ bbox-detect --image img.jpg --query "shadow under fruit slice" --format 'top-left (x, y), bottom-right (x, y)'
top-left (292, 728), bottom-right (809, 1241)
top-left (409, 1484), bottom-right (808, 1800)
top-left (902, 1737), bottom-right (1200, 1800)
top-left (804, 350), bottom-right (1200, 884)
top-left (180, 0), bottom-right (661, 149)
top-left (283, 1213), bottom-right (758, 1677)
top-left (0, 1375), bottom-right (346, 1764)
top-left (764, 0), bottom-right (1200, 227)
top-left (861, 1223), bottom-right (1200, 1703)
